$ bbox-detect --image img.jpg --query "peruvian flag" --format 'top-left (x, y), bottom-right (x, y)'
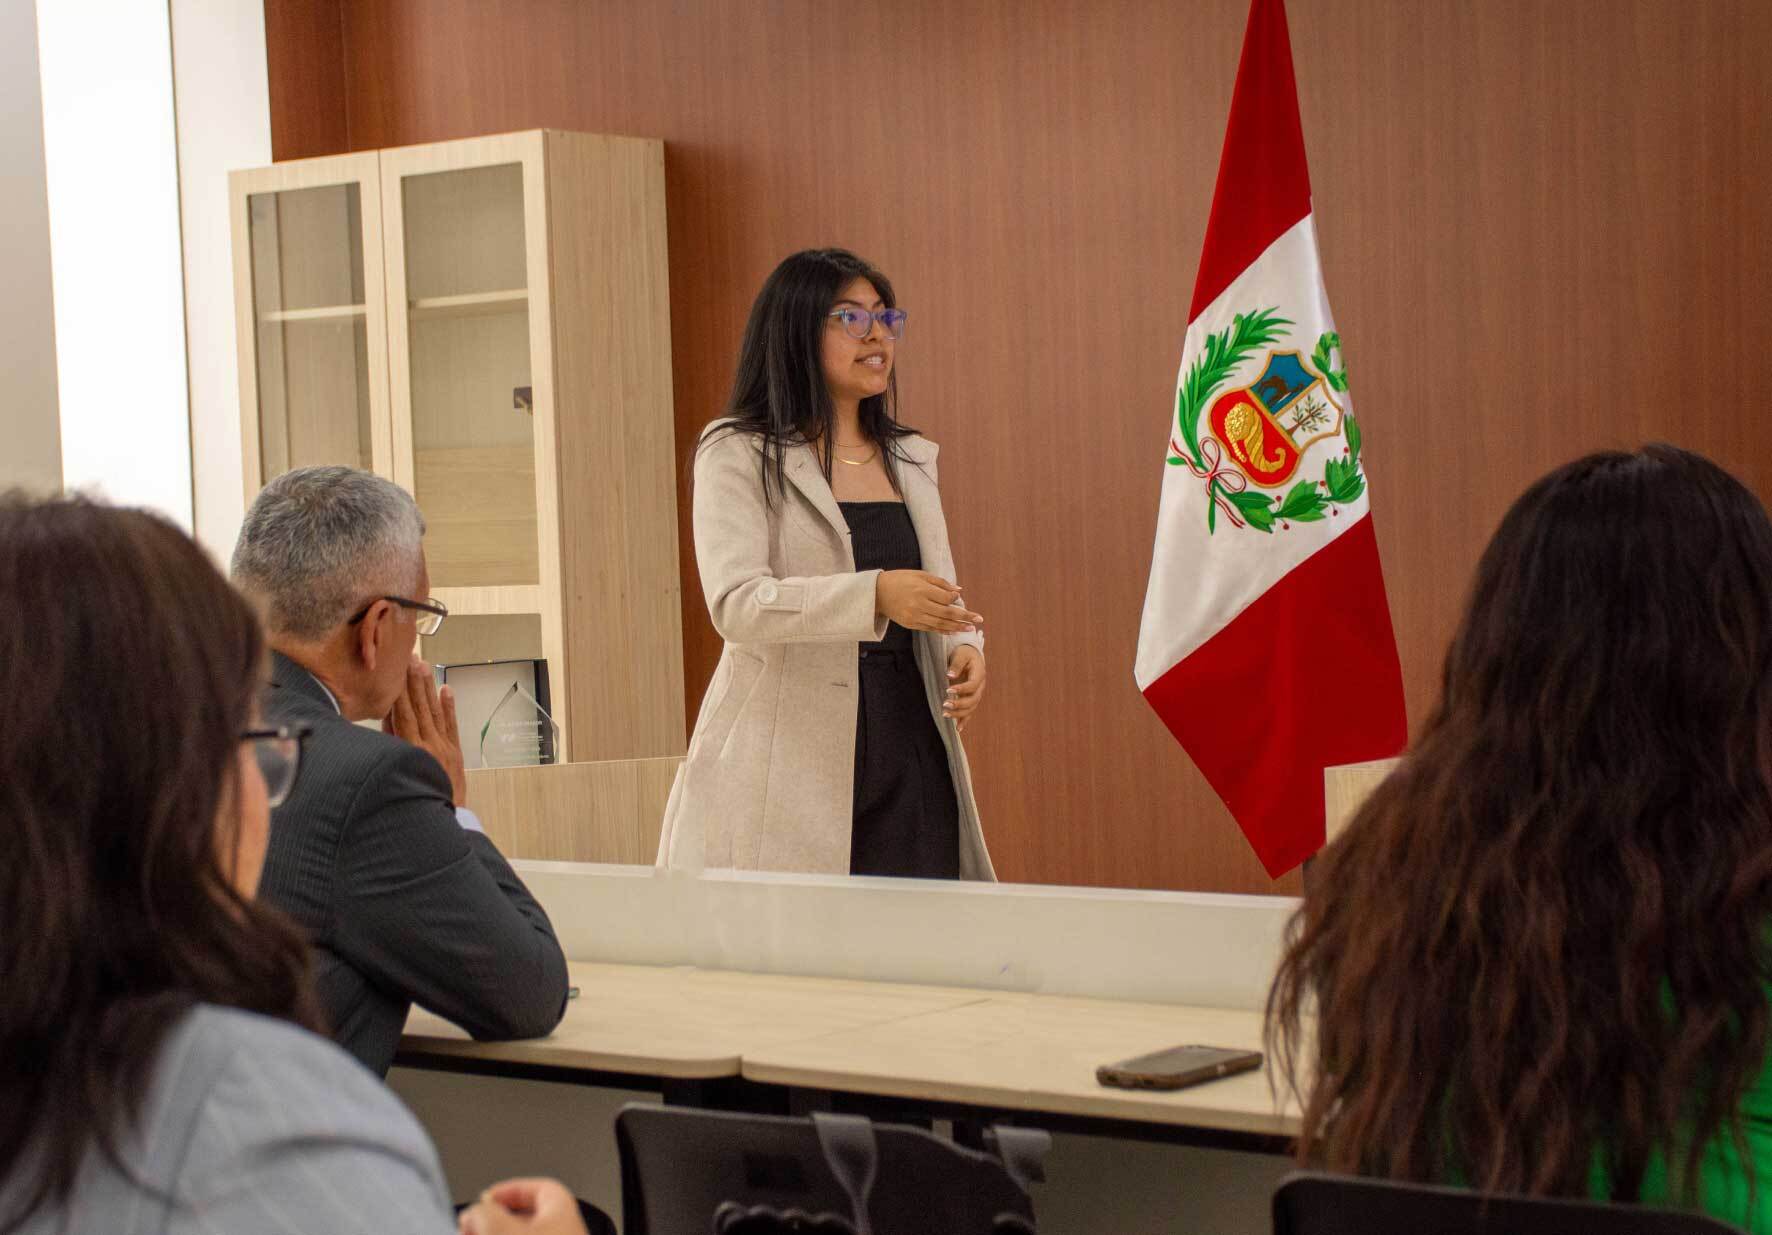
top-left (1135, 0), bottom-right (1406, 878)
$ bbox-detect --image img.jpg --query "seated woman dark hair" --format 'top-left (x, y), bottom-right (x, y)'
top-left (0, 495), bottom-right (585, 1235)
top-left (1267, 445), bottom-right (1772, 1228)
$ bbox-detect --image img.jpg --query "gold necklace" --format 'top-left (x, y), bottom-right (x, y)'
top-left (832, 437), bottom-right (876, 466)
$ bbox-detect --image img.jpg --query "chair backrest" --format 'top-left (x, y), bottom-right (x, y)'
top-left (617, 1103), bottom-right (1045, 1235)
top-left (1273, 1171), bottom-right (1749, 1235)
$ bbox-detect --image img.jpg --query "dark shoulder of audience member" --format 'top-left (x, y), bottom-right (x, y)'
top-left (0, 494), bottom-right (322, 1232)
top-left (1268, 444), bottom-right (1772, 1200)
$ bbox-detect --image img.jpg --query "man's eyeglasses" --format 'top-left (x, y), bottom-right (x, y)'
top-left (827, 307), bottom-right (907, 341)
top-left (241, 724), bottom-right (310, 808)
top-left (346, 595), bottom-right (449, 636)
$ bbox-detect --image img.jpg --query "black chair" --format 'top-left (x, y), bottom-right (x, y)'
top-left (616, 1103), bottom-right (1048, 1235)
top-left (1274, 1171), bottom-right (1749, 1235)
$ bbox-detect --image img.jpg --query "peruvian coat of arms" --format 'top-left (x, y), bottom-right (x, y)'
top-left (1167, 307), bottom-right (1366, 534)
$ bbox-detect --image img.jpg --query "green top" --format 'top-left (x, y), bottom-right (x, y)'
top-left (1597, 1054), bottom-right (1772, 1232)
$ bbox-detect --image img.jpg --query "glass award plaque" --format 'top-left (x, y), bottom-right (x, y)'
top-left (434, 658), bottom-right (558, 768)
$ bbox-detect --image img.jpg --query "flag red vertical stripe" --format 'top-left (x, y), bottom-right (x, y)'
top-left (1142, 516), bottom-right (1406, 878)
top-left (1188, 0), bottom-right (1313, 322)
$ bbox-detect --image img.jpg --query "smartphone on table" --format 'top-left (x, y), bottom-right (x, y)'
top-left (1096, 1044), bottom-right (1263, 1091)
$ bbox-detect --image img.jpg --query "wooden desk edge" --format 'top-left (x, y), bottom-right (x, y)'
top-left (398, 1033), bottom-right (741, 1081)
top-left (737, 1060), bottom-right (1301, 1137)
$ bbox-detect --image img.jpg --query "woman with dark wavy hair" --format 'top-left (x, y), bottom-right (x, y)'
top-left (1267, 444), bottom-right (1772, 1229)
top-left (0, 496), bottom-right (587, 1235)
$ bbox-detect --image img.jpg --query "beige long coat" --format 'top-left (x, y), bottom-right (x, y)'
top-left (656, 423), bottom-right (995, 879)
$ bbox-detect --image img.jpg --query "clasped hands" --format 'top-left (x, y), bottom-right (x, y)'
top-left (382, 655), bottom-right (470, 807)
top-left (458, 1178), bottom-right (586, 1235)
top-left (875, 570), bottom-right (987, 731)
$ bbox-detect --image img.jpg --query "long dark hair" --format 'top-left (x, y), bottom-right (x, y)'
top-left (710, 248), bottom-right (918, 500)
top-left (0, 495), bottom-right (322, 1231)
top-left (1268, 444), bottom-right (1772, 1202)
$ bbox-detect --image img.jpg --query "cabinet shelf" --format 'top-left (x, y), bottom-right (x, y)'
top-left (260, 303), bottom-right (367, 324)
top-left (409, 289), bottom-right (529, 321)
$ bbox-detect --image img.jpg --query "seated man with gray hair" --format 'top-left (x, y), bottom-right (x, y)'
top-left (232, 465), bottom-right (569, 1077)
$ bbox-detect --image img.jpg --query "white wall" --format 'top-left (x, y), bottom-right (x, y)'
top-left (170, 0), bottom-right (270, 560)
top-left (34, 0), bottom-right (192, 526)
top-left (22, 0), bottom-right (269, 538)
top-left (518, 864), bottom-right (1295, 1010)
top-left (0, 0), bottom-right (61, 495)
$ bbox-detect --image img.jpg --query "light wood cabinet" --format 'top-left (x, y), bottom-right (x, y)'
top-left (230, 130), bottom-right (685, 764)
top-left (232, 151), bottom-right (390, 484)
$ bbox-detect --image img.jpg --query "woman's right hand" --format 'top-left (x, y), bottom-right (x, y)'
top-left (876, 570), bottom-right (983, 633)
top-left (457, 1179), bottom-right (588, 1235)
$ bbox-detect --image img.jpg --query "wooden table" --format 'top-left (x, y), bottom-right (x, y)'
top-left (398, 961), bottom-right (1299, 1149)
top-left (743, 989), bottom-right (1295, 1145)
top-left (399, 960), bottom-right (993, 1080)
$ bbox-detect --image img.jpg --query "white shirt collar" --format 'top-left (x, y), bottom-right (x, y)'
top-left (312, 675), bottom-right (342, 716)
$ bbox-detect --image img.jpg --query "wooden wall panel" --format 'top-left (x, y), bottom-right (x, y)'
top-left (263, 0), bottom-right (348, 160)
top-left (265, 0), bottom-right (1772, 894)
top-left (465, 757), bottom-right (681, 865)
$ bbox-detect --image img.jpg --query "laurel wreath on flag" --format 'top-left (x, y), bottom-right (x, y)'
top-left (1311, 331), bottom-right (1350, 392)
top-left (1166, 309), bottom-right (1366, 534)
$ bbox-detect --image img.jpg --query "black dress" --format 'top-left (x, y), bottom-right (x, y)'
top-left (839, 501), bottom-right (962, 879)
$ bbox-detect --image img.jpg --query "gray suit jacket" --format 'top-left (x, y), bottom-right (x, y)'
top-left (259, 652), bottom-right (569, 1075)
top-left (1, 1005), bottom-right (454, 1234)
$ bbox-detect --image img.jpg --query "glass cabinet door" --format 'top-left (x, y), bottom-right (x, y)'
top-left (389, 158), bottom-right (540, 591)
top-left (381, 134), bottom-right (567, 758)
top-left (240, 166), bottom-right (388, 485)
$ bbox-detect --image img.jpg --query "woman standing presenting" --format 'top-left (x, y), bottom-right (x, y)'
top-left (658, 249), bottom-right (994, 879)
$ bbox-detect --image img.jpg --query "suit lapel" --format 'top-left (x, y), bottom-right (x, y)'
top-left (894, 436), bottom-right (943, 574)
top-left (781, 433), bottom-right (942, 559)
top-left (784, 443), bottom-right (852, 543)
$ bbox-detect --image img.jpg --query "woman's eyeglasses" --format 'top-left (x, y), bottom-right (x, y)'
top-left (240, 725), bottom-right (311, 808)
top-left (827, 307), bottom-right (908, 341)
top-left (346, 595), bottom-right (449, 637)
